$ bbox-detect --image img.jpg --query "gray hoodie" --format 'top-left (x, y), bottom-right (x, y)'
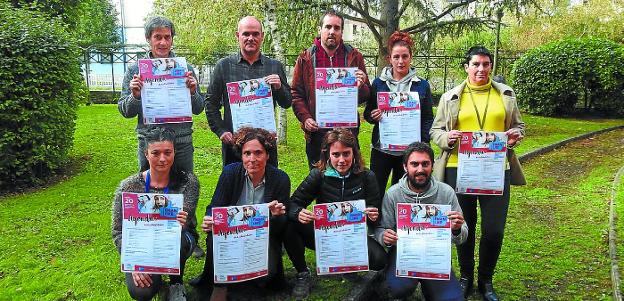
top-left (374, 174), bottom-right (468, 246)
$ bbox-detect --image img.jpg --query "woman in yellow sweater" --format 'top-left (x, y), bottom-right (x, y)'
top-left (430, 46), bottom-right (526, 301)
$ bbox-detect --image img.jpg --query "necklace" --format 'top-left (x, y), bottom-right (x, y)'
top-left (466, 85), bottom-right (491, 131)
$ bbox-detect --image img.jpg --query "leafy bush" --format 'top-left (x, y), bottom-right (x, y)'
top-left (0, 4), bottom-right (82, 189)
top-left (511, 37), bottom-right (624, 116)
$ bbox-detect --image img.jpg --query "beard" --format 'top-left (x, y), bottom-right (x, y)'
top-left (323, 38), bottom-right (338, 50)
top-left (408, 172), bottom-right (431, 190)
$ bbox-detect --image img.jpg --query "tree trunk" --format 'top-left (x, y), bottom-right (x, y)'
top-left (492, 8), bottom-right (503, 76)
top-left (376, 0), bottom-right (399, 75)
top-left (265, 0), bottom-right (288, 145)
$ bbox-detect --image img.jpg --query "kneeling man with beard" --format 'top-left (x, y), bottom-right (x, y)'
top-left (374, 142), bottom-right (468, 301)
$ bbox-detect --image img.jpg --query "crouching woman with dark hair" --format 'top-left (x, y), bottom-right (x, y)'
top-left (112, 127), bottom-right (199, 301)
top-left (192, 127), bottom-right (293, 301)
top-left (286, 128), bottom-right (388, 299)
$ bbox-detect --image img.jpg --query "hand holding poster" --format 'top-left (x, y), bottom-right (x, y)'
top-left (121, 192), bottom-right (183, 275)
top-left (396, 203), bottom-right (451, 280)
top-left (313, 200), bottom-right (369, 275)
top-left (456, 131), bottom-right (507, 195)
top-left (226, 78), bottom-right (277, 132)
top-left (315, 68), bottom-right (358, 128)
top-left (138, 57), bottom-right (192, 124)
top-left (377, 92), bottom-right (422, 150)
top-left (212, 204), bottom-right (270, 283)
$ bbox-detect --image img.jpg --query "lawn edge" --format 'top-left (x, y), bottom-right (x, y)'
top-left (609, 166), bottom-right (624, 301)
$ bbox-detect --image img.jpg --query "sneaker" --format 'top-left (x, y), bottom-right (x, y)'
top-left (192, 245), bottom-right (205, 259)
top-left (292, 270), bottom-right (311, 299)
top-left (168, 283), bottom-right (187, 301)
top-left (459, 275), bottom-right (474, 298)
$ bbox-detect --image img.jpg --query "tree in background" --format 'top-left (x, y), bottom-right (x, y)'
top-left (153, 0), bottom-right (320, 64)
top-left (510, 0), bottom-right (624, 50)
top-left (9, 0), bottom-right (119, 46)
top-left (287, 0), bottom-right (537, 72)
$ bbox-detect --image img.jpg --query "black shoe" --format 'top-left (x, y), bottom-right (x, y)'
top-left (292, 270), bottom-right (311, 300)
top-left (478, 279), bottom-right (499, 301)
top-left (459, 276), bottom-right (474, 298)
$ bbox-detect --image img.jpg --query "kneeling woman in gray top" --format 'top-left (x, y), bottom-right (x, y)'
top-left (112, 127), bottom-right (199, 301)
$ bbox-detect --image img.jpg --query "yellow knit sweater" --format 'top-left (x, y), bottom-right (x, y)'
top-left (447, 79), bottom-right (506, 167)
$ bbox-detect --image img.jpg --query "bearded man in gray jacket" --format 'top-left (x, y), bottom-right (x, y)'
top-left (375, 142), bottom-right (468, 301)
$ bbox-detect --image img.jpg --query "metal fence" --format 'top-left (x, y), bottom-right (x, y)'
top-left (81, 45), bottom-right (519, 96)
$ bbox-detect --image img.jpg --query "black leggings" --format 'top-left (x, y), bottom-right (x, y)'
top-left (370, 148), bottom-right (405, 193)
top-left (445, 168), bottom-right (511, 281)
top-left (285, 220), bottom-right (387, 273)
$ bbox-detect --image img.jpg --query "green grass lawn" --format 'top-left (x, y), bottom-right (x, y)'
top-left (0, 104), bottom-right (622, 300)
top-left (485, 129), bottom-right (624, 300)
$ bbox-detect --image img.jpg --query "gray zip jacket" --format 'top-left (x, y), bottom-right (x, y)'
top-left (118, 51), bottom-right (204, 143)
top-left (374, 174), bottom-right (468, 246)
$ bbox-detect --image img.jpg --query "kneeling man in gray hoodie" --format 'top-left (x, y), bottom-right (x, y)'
top-left (375, 142), bottom-right (468, 301)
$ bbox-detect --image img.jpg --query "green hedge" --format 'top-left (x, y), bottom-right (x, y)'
top-left (0, 5), bottom-right (82, 189)
top-left (511, 37), bottom-right (624, 116)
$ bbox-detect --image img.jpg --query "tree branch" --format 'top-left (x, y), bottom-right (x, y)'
top-left (340, 0), bottom-right (385, 27)
top-left (402, 0), bottom-right (479, 33)
top-left (396, 0), bottom-right (413, 20)
top-left (405, 17), bottom-right (494, 34)
top-left (339, 13), bottom-right (369, 24)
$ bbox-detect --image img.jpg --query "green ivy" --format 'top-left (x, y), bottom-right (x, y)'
top-left (511, 37), bottom-right (624, 116)
top-left (0, 4), bottom-right (82, 189)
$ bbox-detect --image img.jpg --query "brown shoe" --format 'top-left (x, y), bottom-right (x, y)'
top-left (210, 286), bottom-right (227, 301)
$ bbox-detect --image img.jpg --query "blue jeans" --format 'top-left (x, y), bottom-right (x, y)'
top-left (384, 247), bottom-right (463, 301)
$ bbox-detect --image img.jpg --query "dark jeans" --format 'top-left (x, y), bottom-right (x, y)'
top-left (305, 129), bottom-right (359, 170)
top-left (370, 148), bottom-right (405, 193)
top-left (384, 247), bottom-right (463, 301)
top-left (285, 220), bottom-right (387, 273)
top-left (199, 214), bottom-right (290, 289)
top-left (221, 142), bottom-right (278, 168)
top-left (125, 230), bottom-right (196, 301)
top-left (445, 168), bottom-right (511, 281)
top-left (138, 138), bottom-right (194, 172)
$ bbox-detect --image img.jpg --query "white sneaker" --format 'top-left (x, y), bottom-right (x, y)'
top-left (168, 283), bottom-right (187, 301)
